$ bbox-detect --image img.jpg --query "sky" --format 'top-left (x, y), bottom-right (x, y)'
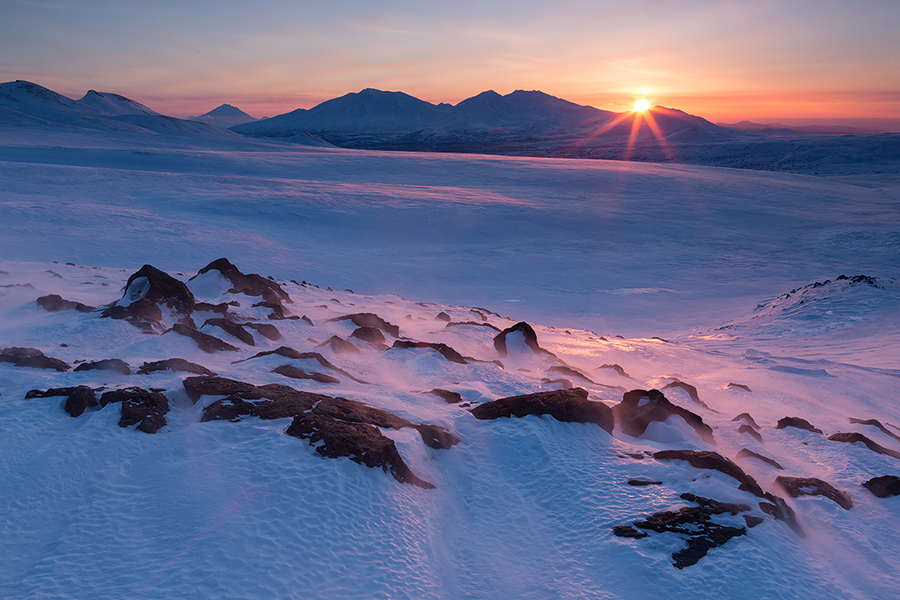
top-left (1, 0), bottom-right (899, 126)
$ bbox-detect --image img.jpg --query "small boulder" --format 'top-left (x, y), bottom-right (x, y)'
top-left (326, 313), bottom-right (400, 337)
top-left (136, 358), bottom-right (214, 376)
top-left (653, 450), bottom-right (765, 497)
top-left (391, 341), bottom-right (467, 364)
top-left (612, 389), bottom-right (715, 445)
top-left (0, 347), bottom-right (70, 371)
top-left (470, 387), bottom-right (614, 434)
top-left (493, 322), bottom-right (552, 358)
top-left (74, 358), bottom-right (131, 376)
top-left (862, 475), bottom-right (900, 498)
top-left (351, 326), bottom-right (386, 345)
top-left (28, 386), bottom-right (97, 417)
top-left (426, 389), bottom-right (463, 404)
top-left (317, 336), bottom-right (360, 354)
top-left (736, 448), bottom-right (783, 470)
top-left (171, 323), bottom-right (239, 353)
top-left (36, 294), bottom-right (94, 313)
top-left (272, 365), bottom-right (340, 384)
top-left (828, 432), bottom-right (900, 459)
top-left (776, 417), bottom-right (823, 434)
top-left (100, 387), bottom-right (170, 434)
top-left (775, 475), bottom-right (853, 510)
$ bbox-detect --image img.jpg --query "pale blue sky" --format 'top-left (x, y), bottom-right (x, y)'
top-left (1, 0), bottom-right (898, 122)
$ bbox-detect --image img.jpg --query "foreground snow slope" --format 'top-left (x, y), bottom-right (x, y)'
top-left (0, 126), bottom-right (898, 599)
top-left (1, 125), bottom-right (898, 345)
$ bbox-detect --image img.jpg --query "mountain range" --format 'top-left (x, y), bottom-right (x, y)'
top-left (2, 79), bottom-right (898, 173)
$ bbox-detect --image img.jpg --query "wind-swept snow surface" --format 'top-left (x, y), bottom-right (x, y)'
top-left (0, 123), bottom-right (899, 599)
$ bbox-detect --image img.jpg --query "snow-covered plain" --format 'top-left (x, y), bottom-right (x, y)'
top-left (1, 110), bottom-right (899, 599)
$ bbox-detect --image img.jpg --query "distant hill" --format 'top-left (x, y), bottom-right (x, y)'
top-left (0, 80), bottom-right (234, 138)
top-left (189, 104), bottom-right (258, 128)
top-left (720, 120), bottom-right (882, 136)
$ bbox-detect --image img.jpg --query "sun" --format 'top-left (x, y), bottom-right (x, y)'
top-left (634, 99), bottom-right (650, 112)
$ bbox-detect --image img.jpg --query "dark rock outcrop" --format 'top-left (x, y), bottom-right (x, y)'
top-left (653, 450), bottom-right (766, 497)
top-left (272, 364), bottom-right (340, 384)
top-left (194, 258), bottom-right (291, 305)
top-left (736, 448), bottom-right (784, 470)
top-left (661, 379), bottom-right (712, 410)
top-left (136, 358), bottom-right (214, 376)
top-left (99, 387), bottom-right (169, 434)
top-left (827, 432), bottom-right (900, 460)
top-left (233, 347), bottom-right (368, 384)
top-left (1, 347), bottom-right (70, 371)
top-left (391, 341), bottom-right (467, 365)
top-left (759, 496), bottom-right (803, 536)
top-left (624, 493), bottom-right (750, 568)
top-left (101, 264), bottom-right (194, 332)
top-left (36, 294), bottom-right (94, 313)
top-left (744, 515), bottom-right (764, 528)
top-left (612, 389), bottom-right (715, 445)
top-left (597, 363), bottom-right (633, 379)
top-left (776, 417), bottom-right (823, 434)
top-left (171, 323), bottom-right (239, 353)
top-left (326, 313), bottom-right (400, 337)
top-left (27, 386), bottom-right (97, 417)
top-left (244, 322), bottom-right (281, 341)
top-left (775, 476), bottom-right (853, 510)
top-left (613, 525), bottom-right (647, 539)
top-left (445, 321), bottom-right (502, 332)
top-left (862, 475), bottom-right (900, 498)
top-left (848, 418), bottom-right (900, 444)
top-left (732, 413), bottom-right (760, 429)
top-left (493, 322), bottom-right (553, 358)
top-left (201, 318), bottom-right (255, 345)
top-left (627, 479), bottom-right (662, 486)
top-left (727, 383), bottom-right (753, 392)
top-left (351, 326), bottom-right (386, 345)
top-left (426, 389), bottom-right (463, 404)
top-left (74, 358), bottom-right (131, 375)
top-left (317, 336), bottom-right (360, 354)
top-left (738, 424), bottom-right (762, 442)
top-left (185, 376), bottom-right (458, 488)
top-left (470, 387), bottom-right (614, 434)
top-left (435, 311), bottom-right (451, 322)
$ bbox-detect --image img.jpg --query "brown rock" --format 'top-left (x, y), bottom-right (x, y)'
top-left (775, 475), bottom-right (853, 509)
top-left (612, 389), bottom-right (715, 445)
top-left (653, 450), bottom-right (765, 497)
top-left (827, 432), bottom-right (900, 460)
top-left (171, 323), bottom-right (239, 353)
top-left (776, 417), bottom-right (823, 434)
top-left (36, 294), bottom-right (94, 313)
top-left (272, 364), bottom-right (340, 384)
top-left (391, 341), bottom-right (467, 364)
top-left (736, 448), bottom-right (783, 470)
top-left (862, 475), bottom-right (900, 498)
top-left (0, 347), bottom-right (70, 371)
top-left (137, 358), bottom-right (214, 376)
top-left (100, 387), bottom-right (169, 433)
top-left (201, 318), bottom-right (255, 345)
top-left (426, 389), bottom-right (463, 404)
top-left (194, 258), bottom-right (291, 305)
top-left (326, 313), bottom-right (400, 337)
top-left (470, 387), bottom-right (614, 434)
top-left (74, 359), bottom-right (131, 375)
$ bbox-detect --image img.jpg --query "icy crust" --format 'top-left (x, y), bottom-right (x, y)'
top-left (2, 261), bottom-right (900, 598)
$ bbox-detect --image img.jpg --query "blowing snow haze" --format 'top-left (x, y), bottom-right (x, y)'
top-left (1, 76), bottom-right (899, 600)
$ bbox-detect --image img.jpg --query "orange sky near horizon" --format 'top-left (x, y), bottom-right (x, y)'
top-left (2, 0), bottom-right (898, 126)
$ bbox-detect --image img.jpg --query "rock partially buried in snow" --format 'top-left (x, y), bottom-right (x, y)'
top-left (470, 388), bottom-right (614, 434)
top-left (185, 376), bottom-right (457, 488)
top-left (425, 389), bottom-right (464, 404)
top-left (171, 323), bottom-right (239, 353)
top-left (622, 493), bottom-right (751, 569)
top-left (653, 450), bottom-right (766, 497)
top-left (612, 389), bottom-right (716, 445)
top-left (272, 364), bottom-right (340, 384)
top-left (101, 264), bottom-right (195, 332)
top-left (736, 448), bottom-right (783, 470)
top-left (74, 358), bottom-right (131, 375)
top-left (827, 432), bottom-right (900, 459)
top-left (776, 416), bottom-right (823, 434)
top-left (493, 321), bottom-right (554, 359)
top-left (99, 387), bottom-right (170, 434)
top-left (391, 341), bottom-right (467, 365)
top-left (35, 294), bottom-right (95, 313)
top-left (136, 358), bottom-right (215, 376)
top-left (326, 313), bottom-right (400, 337)
top-left (775, 476), bottom-right (853, 510)
top-left (862, 476), bottom-right (900, 498)
top-left (193, 258), bottom-right (292, 305)
top-left (1, 347), bottom-right (70, 371)
top-left (27, 386), bottom-right (97, 417)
